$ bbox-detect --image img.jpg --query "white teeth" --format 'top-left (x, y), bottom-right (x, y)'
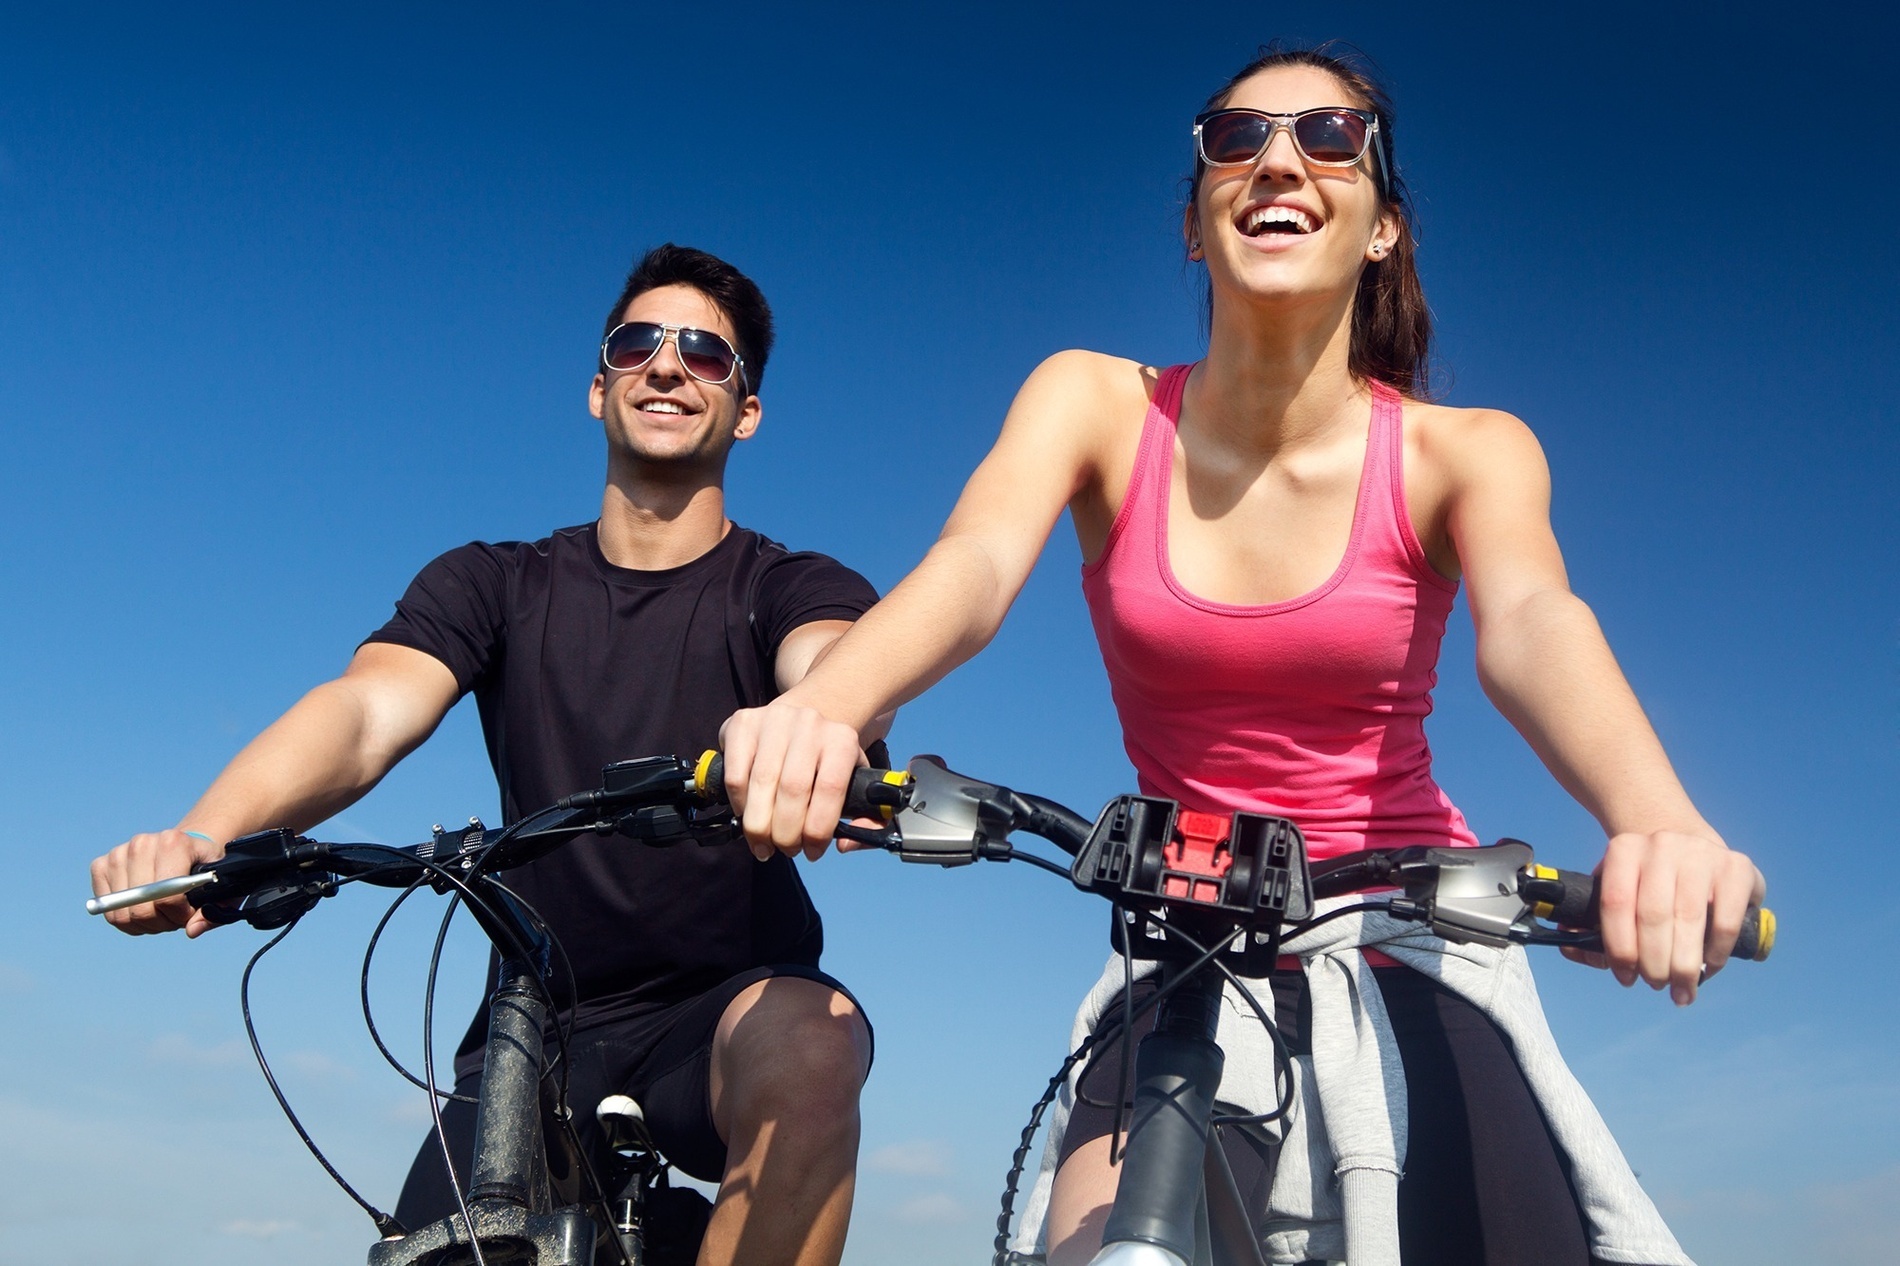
top-left (640, 400), bottom-right (686, 414)
top-left (1245, 205), bottom-right (1316, 234)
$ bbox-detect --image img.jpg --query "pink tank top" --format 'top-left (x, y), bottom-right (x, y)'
top-left (1081, 364), bottom-right (1478, 862)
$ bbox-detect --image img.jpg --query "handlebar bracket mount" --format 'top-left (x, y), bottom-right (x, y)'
top-left (1072, 796), bottom-right (1313, 975)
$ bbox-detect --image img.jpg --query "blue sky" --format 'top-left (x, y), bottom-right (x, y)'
top-left (2, 2), bottom-right (1895, 1263)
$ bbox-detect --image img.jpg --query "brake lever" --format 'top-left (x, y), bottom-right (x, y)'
top-left (836, 823), bottom-right (902, 850)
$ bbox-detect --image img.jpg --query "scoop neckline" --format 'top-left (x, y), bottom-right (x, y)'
top-left (1154, 368), bottom-right (1386, 617)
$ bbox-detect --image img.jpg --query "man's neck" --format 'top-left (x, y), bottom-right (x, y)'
top-left (596, 463), bottom-right (733, 571)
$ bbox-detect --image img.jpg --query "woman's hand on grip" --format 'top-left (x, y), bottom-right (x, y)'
top-left (720, 702), bottom-right (866, 862)
top-left (1563, 829), bottom-right (1764, 1005)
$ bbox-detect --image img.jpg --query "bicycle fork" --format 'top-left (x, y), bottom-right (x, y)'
top-left (369, 957), bottom-right (595, 1266)
top-left (1089, 966), bottom-right (1265, 1266)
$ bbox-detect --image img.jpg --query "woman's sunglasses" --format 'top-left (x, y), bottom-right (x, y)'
top-left (1193, 107), bottom-right (1388, 197)
top-left (600, 322), bottom-right (748, 391)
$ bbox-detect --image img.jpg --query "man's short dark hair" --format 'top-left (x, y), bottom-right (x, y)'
top-left (601, 244), bottom-right (776, 394)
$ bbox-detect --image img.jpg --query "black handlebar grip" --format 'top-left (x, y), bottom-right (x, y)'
top-left (1524, 865), bottom-right (1774, 962)
top-left (842, 766), bottom-right (912, 819)
top-left (696, 752), bottom-right (731, 805)
top-left (1531, 866), bottom-right (1601, 928)
top-left (692, 751), bottom-right (913, 820)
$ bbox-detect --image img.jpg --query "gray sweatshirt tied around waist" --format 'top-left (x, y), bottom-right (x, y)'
top-left (1010, 900), bottom-right (1694, 1266)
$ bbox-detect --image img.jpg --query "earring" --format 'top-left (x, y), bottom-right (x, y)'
top-left (1188, 238), bottom-right (1203, 260)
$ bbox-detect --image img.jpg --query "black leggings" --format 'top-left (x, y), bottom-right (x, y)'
top-left (1059, 967), bottom-right (1594, 1266)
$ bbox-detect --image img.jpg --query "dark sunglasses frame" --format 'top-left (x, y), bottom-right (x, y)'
top-left (600, 322), bottom-right (749, 393)
top-left (1193, 107), bottom-right (1391, 200)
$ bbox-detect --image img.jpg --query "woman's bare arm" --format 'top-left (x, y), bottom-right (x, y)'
top-left (721, 350), bottom-right (1134, 855)
top-left (1438, 408), bottom-right (1763, 1003)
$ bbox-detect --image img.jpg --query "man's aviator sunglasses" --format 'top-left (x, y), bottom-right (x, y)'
top-left (1193, 107), bottom-right (1389, 197)
top-left (601, 322), bottom-right (748, 392)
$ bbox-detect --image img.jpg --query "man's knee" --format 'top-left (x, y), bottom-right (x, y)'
top-left (711, 977), bottom-right (870, 1135)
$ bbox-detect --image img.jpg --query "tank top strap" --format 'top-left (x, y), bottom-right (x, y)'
top-left (1364, 378), bottom-right (1449, 586)
top-left (1088, 363), bottom-right (1191, 575)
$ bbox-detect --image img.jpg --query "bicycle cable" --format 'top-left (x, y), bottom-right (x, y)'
top-left (229, 842), bottom-right (548, 1244)
top-left (239, 912), bottom-right (405, 1238)
top-left (1110, 907), bottom-right (1135, 1166)
top-left (421, 892), bottom-right (488, 1266)
top-left (1283, 899), bottom-right (1401, 940)
top-left (360, 877), bottom-right (479, 1104)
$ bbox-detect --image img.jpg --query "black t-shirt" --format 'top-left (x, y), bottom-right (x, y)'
top-left (364, 521), bottom-right (877, 1050)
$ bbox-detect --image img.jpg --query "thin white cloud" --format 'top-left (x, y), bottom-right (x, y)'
top-left (280, 1049), bottom-right (357, 1082)
top-left (148, 1033), bottom-right (249, 1068)
top-left (894, 1193), bottom-right (968, 1225)
top-left (867, 1138), bottom-right (953, 1177)
top-left (221, 1219), bottom-right (299, 1239)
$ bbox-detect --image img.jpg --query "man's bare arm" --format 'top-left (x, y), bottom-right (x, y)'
top-left (89, 642), bottom-right (461, 937)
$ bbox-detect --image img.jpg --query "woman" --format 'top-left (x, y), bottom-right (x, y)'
top-left (722, 44), bottom-right (1761, 1265)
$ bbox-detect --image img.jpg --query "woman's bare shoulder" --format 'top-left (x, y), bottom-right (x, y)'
top-left (1022, 349), bottom-right (1159, 412)
top-left (1403, 399), bottom-right (1548, 482)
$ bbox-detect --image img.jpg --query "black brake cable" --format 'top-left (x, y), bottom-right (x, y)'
top-left (1125, 915), bottom-right (1296, 1128)
top-left (230, 846), bottom-right (537, 1244)
top-left (239, 912), bottom-right (406, 1238)
top-left (1284, 899), bottom-right (1398, 939)
top-left (421, 892), bottom-right (488, 1266)
top-left (361, 878), bottom-right (479, 1104)
top-left (325, 842), bottom-right (568, 1256)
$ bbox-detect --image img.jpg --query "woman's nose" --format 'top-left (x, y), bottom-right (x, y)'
top-left (1253, 123), bottom-right (1305, 181)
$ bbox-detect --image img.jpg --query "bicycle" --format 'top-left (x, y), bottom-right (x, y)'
top-left (88, 753), bottom-right (745, 1266)
top-left (692, 752), bottom-right (1775, 1266)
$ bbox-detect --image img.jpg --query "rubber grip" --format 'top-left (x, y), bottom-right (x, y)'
top-left (1533, 867), bottom-right (1773, 962)
top-left (693, 752), bottom-right (909, 819)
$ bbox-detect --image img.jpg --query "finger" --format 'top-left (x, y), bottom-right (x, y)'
top-left (769, 714), bottom-right (823, 855)
top-left (1594, 836), bottom-right (1643, 987)
top-left (800, 733), bottom-right (860, 854)
top-left (1667, 843), bottom-right (1716, 1005)
top-left (740, 715), bottom-right (794, 860)
top-left (1560, 945), bottom-right (1610, 970)
top-left (719, 709), bottom-right (760, 818)
top-left (1702, 850), bottom-right (1758, 979)
top-left (106, 835), bottom-right (163, 934)
top-left (1632, 842), bottom-right (1680, 992)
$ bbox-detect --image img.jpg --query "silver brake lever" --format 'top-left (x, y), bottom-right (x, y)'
top-left (86, 871), bottom-right (219, 916)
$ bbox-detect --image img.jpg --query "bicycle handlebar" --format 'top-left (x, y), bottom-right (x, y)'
top-left (89, 749), bottom-right (1774, 963)
top-left (694, 753), bottom-right (1777, 966)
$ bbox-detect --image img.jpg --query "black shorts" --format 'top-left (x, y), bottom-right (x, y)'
top-left (1058, 967), bottom-right (1593, 1266)
top-left (393, 964), bottom-right (870, 1230)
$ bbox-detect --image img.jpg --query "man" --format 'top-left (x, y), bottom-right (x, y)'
top-left (90, 244), bottom-right (883, 1266)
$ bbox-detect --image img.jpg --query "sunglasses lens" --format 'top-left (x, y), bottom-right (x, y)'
top-left (1293, 111), bottom-right (1369, 164)
top-left (1200, 112), bottom-right (1272, 165)
top-left (603, 323), bottom-right (665, 370)
top-left (676, 329), bottom-right (738, 384)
